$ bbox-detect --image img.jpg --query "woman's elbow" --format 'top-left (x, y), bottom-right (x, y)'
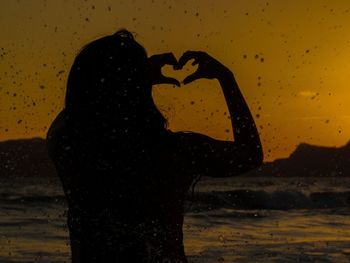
top-left (237, 145), bottom-right (263, 173)
top-left (250, 145), bottom-right (264, 169)
top-left (223, 150), bottom-right (263, 177)
top-left (238, 140), bottom-right (263, 169)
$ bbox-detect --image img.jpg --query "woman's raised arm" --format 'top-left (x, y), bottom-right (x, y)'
top-left (176, 51), bottom-right (263, 178)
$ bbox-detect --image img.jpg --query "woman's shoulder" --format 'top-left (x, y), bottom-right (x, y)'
top-left (46, 110), bottom-right (71, 159)
top-left (47, 110), bottom-right (66, 133)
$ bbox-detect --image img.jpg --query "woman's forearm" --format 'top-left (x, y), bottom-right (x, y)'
top-left (218, 71), bottom-right (262, 154)
top-left (177, 50), bottom-right (263, 162)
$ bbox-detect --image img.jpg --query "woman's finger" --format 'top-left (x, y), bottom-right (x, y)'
top-left (150, 53), bottom-right (178, 67)
top-left (183, 70), bottom-right (202, 85)
top-left (159, 53), bottom-right (179, 67)
top-left (178, 51), bottom-right (201, 68)
top-left (160, 76), bottom-right (181, 87)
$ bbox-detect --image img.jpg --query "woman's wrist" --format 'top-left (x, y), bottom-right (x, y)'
top-left (217, 68), bottom-right (235, 85)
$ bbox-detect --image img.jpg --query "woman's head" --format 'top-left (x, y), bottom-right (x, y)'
top-left (65, 29), bottom-right (166, 133)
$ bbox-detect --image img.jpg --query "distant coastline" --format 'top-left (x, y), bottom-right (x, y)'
top-left (0, 138), bottom-right (349, 178)
top-left (247, 141), bottom-right (350, 177)
top-left (0, 138), bottom-right (55, 178)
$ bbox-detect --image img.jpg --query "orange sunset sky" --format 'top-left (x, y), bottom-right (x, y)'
top-left (1, 0), bottom-right (350, 161)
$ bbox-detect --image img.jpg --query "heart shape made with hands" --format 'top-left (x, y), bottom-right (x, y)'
top-left (161, 59), bottom-right (198, 86)
top-left (151, 51), bottom-right (218, 86)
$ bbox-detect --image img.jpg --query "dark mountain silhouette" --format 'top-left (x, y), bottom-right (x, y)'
top-left (0, 138), bottom-right (350, 178)
top-left (0, 138), bottom-right (56, 178)
top-left (249, 141), bottom-right (350, 177)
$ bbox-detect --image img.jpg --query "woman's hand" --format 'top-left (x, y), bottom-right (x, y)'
top-left (178, 51), bottom-right (232, 84)
top-left (149, 53), bottom-right (181, 87)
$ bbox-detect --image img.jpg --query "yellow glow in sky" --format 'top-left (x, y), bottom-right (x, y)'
top-left (1, 0), bottom-right (350, 161)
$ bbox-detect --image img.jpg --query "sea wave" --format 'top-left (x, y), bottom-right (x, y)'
top-left (0, 193), bottom-right (65, 205)
top-left (187, 190), bottom-right (350, 211)
top-left (1, 189), bottom-right (350, 211)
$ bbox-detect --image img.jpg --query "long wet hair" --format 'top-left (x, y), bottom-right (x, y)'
top-left (64, 30), bottom-right (167, 140)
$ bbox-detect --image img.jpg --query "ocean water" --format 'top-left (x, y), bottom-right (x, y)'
top-left (1, 176), bottom-right (350, 263)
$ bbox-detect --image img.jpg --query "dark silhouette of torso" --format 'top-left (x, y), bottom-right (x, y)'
top-left (48, 110), bottom-right (208, 262)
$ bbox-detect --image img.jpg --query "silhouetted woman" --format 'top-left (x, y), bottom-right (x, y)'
top-left (47, 29), bottom-right (263, 262)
